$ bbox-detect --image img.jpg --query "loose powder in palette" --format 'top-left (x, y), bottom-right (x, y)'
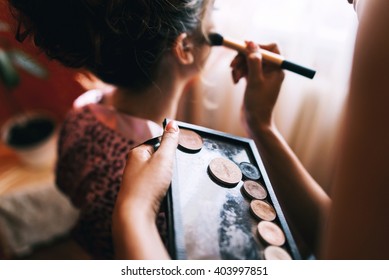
top-left (250, 200), bottom-right (277, 221)
top-left (242, 180), bottom-right (267, 200)
top-left (208, 157), bottom-right (242, 186)
top-left (263, 245), bottom-right (292, 260)
top-left (239, 162), bottom-right (261, 181)
top-left (178, 129), bottom-right (204, 153)
top-left (257, 221), bottom-right (285, 246)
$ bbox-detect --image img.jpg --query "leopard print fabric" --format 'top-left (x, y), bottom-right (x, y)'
top-left (56, 105), bottom-right (167, 259)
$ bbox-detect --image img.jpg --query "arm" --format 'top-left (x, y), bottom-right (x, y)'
top-left (250, 123), bottom-right (330, 255)
top-left (232, 42), bottom-right (331, 255)
top-left (112, 121), bottom-right (179, 260)
top-left (323, 0), bottom-right (389, 259)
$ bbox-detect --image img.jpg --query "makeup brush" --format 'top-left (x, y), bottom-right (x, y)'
top-left (208, 32), bottom-right (316, 79)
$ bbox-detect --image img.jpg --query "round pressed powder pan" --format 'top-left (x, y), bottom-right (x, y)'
top-left (263, 246), bottom-right (292, 260)
top-left (178, 129), bottom-right (203, 153)
top-left (208, 157), bottom-right (242, 186)
top-left (239, 162), bottom-right (261, 180)
top-left (242, 180), bottom-right (267, 200)
top-left (257, 221), bottom-right (286, 246)
top-left (250, 200), bottom-right (277, 221)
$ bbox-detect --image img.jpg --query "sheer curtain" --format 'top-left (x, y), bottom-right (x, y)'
top-left (177, 0), bottom-right (358, 192)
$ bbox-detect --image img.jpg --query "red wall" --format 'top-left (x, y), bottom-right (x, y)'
top-left (0, 0), bottom-right (84, 126)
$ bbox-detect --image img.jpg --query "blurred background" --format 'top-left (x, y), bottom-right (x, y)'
top-left (181, 0), bottom-right (358, 193)
top-left (0, 0), bottom-right (86, 259)
top-left (0, 0), bottom-right (358, 259)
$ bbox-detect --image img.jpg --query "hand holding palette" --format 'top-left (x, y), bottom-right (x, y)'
top-left (163, 120), bottom-right (301, 260)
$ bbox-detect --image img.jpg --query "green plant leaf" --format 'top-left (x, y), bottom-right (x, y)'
top-left (0, 48), bottom-right (20, 89)
top-left (10, 49), bottom-right (48, 79)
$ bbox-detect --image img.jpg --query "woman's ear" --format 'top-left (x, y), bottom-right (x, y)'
top-left (173, 33), bottom-right (195, 65)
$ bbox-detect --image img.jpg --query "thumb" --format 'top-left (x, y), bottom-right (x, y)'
top-left (153, 120), bottom-right (179, 163)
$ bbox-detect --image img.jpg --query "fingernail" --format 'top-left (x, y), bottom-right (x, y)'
top-left (165, 120), bottom-right (179, 133)
top-left (247, 41), bottom-right (258, 52)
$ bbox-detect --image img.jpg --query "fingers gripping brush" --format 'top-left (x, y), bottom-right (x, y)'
top-left (208, 33), bottom-right (316, 79)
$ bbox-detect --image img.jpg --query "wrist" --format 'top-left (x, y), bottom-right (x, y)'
top-left (114, 197), bottom-right (157, 226)
top-left (112, 200), bottom-right (164, 259)
top-left (245, 112), bottom-right (277, 139)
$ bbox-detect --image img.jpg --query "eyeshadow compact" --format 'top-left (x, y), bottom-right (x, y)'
top-left (162, 119), bottom-right (301, 260)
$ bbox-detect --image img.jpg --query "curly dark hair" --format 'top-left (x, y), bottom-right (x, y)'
top-left (9, 0), bottom-right (209, 90)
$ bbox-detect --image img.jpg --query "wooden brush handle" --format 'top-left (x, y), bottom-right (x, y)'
top-left (222, 37), bottom-right (284, 65)
top-left (222, 37), bottom-right (315, 79)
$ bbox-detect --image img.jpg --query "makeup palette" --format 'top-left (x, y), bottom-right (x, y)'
top-left (163, 120), bottom-right (301, 260)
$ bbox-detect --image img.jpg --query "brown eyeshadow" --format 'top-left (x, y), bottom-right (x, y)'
top-left (250, 200), bottom-right (277, 221)
top-left (242, 180), bottom-right (267, 200)
top-left (263, 246), bottom-right (292, 260)
top-left (208, 157), bottom-right (242, 186)
top-left (257, 221), bottom-right (285, 246)
top-left (178, 129), bottom-right (203, 152)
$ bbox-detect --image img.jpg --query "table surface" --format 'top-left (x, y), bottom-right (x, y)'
top-left (0, 141), bottom-right (79, 259)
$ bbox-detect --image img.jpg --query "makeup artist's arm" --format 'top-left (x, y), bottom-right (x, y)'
top-left (323, 0), bottom-right (389, 259)
top-left (231, 42), bottom-right (331, 255)
top-left (112, 121), bottom-right (179, 260)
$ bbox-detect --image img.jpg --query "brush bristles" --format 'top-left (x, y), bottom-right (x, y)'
top-left (207, 32), bottom-right (224, 46)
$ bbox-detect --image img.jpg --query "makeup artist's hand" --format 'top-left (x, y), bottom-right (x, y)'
top-left (112, 120), bottom-right (179, 259)
top-left (230, 42), bottom-right (284, 132)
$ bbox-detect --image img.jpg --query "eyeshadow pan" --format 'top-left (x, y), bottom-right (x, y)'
top-left (239, 162), bottom-right (261, 180)
top-left (208, 157), bottom-right (242, 186)
top-left (242, 180), bottom-right (267, 200)
top-left (250, 200), bottom-right (277, 221)
top-left (257, 221), bottom-right (285, 246)
top-left (263, 246), bottom-right (292, 260)
top-left (178, 129), bottom-right (203, 153)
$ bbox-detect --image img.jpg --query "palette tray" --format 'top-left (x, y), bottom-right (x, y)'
top-left (164, 120), bottom-right (301, 260)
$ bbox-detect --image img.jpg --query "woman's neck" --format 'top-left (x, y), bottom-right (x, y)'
top-left (108, 78), bottom-right (185, 126)
top-left (104, 52), bottom-right (196, 125)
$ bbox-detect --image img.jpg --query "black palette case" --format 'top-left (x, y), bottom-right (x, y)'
top-left (163, 120), bottom-right (301, 260)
